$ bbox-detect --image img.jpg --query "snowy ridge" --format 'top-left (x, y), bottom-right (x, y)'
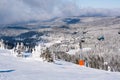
top-left (0, 49), bottom-right (120, 80)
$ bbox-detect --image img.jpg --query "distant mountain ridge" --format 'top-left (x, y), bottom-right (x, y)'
top-left (0, 16), bottom-right (120, 48)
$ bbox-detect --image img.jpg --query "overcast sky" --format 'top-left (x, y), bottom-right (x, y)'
top-left (0, 0), bottom-right (120, 24)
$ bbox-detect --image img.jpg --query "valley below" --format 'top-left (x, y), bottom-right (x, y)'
top-left (0, 16), bottom-right (120, 72)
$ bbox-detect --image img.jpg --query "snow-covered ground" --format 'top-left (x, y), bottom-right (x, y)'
top-left (0, 49), bottom-right (120, 80)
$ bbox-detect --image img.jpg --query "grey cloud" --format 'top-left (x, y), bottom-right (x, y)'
top-left (0, 0), bottom-right (79, 24)
top-left (79, 8), bottom-right (120, 17)
top-left (0, 0), bottom-right (120, 24)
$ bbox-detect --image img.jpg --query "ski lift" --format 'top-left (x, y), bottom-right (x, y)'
top-left (97, 35), bottom-right (105, 41)
top-left (81, 39), bottom-right (85, 43)
top-left (118, 31), bottom-right (120, 34)
top-left (83, 31), bottom-right (88, 34)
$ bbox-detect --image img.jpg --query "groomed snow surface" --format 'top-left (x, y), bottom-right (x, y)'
top-left (0, 49), bottom-right (120, 80)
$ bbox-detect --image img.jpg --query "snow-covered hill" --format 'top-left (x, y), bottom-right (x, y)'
top-left (0, 49), bottom-right (120, 80)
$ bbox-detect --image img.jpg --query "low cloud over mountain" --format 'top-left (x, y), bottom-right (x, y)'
top-left (0, 0), bottom-right (79, 24)
top-left (0, 0), bottom-right (120, 24)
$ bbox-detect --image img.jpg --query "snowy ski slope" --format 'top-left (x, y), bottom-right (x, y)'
top-left (0, 49), bottom-right (120, 80)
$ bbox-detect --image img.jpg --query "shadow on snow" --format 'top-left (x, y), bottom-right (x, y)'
top-left (0, 70), bottom-right (15, 73)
